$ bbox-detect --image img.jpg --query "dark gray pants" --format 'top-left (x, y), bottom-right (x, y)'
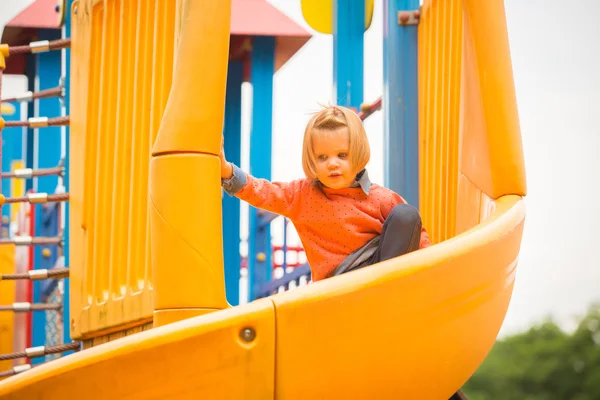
top-left (350, 203), bottom-right (422, 272)
top-left (329, 204), bottom-right (423, 277)
top-left (366, 203), bottom-right (422, 265)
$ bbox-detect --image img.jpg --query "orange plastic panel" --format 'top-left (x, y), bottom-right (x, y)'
top-left (273, 195), bottom-right (525, 398)
top-left (419, 0), bottom-right (526, 243)
top-left (455, 173), bottom-right (482, 235)
top-left (418, 0), bottom-right (463, 244)
top-left (460, 0), bottom-right (527, 199)
top-left (69, 0), bottom-right (177, 339)
top-left (0, 245), bottom-right (16, 374)
top-left (0, 298), bottom-right (276, 399)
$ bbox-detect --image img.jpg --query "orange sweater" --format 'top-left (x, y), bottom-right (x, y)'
top-left (225, 168), bottom-right (431, 281)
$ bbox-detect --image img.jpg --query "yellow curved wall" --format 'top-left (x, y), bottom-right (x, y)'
top-left (419, 0), bottom-right (526, 242)
top-left (0, 195), bottom-right (525, 398)
top-left (69, 0), bottom-right (177, 341)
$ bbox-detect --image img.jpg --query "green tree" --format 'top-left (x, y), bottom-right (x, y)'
top-left (463, 303), bottom-right (600, 400)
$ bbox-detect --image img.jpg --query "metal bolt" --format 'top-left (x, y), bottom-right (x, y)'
top-left (256, 252), bottom-right (266, 262)
top-left (240, 327), bottom-right (256, 342)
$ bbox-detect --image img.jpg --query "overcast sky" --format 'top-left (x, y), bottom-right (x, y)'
top-left (1, 0), bottom-right (598, 337)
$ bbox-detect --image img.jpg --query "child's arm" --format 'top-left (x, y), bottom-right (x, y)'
top-left (220, 136), bottom-right (303, 217)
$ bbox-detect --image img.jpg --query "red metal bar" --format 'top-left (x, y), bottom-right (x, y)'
top-left (272, 245), bottom-right (304, 252)
top-left (26, 196), bottom-right (35, 362)
top-left (357, 96), bottom-right (382, 120)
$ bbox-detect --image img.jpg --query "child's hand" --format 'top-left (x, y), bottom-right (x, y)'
top-left (220, 135), bottom-right (233, 179)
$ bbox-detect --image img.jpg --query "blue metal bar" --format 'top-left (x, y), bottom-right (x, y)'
top-left (30, 29), bottom-right (62, 363)
top-left (248, 36), bottom-right (275, 301)
top-left (257, 210), bottom-right (278, 228)
top-left (333, 0), bottom-right (365, 109)
top-left (63, 0), bottom-right (73, 350)
top-left (39, 204), bottom-right (59, 299)
top-left (257, 264), bottom-right (311, 298)
top-left (383, 0), bottom-right (420, 207)
top-left (222, 60), bottom-right (243, 306)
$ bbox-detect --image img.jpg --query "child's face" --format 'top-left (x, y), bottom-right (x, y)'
top-left (312, 127), bottom-right (355, 189)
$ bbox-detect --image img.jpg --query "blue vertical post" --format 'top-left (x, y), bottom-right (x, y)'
top-left (333, 0), bottom-right (365, 109)
top-left (38, 204), bottom-right (59, 300)
top-left (382, 0), bottom-right (420, 207)
top-left (248, 36), bottom-right (274, 301)
top-left (31, 28), bottom-right (62, 363)
top-left (63, 0), bottom-right (73, 350)
top-left (222, 61), bottom-right (243, 306)
top-left (25, 55), bottom-right (36, 192)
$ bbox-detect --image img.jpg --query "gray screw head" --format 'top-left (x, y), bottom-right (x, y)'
top-left (240, 327), bottom-right (256, 342)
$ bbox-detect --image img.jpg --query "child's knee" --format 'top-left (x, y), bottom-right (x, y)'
top-left (387, 203), bottom-right (421, 229)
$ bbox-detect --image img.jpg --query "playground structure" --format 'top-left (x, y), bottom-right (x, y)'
top-left (0, 0), bottom-right (526, 398)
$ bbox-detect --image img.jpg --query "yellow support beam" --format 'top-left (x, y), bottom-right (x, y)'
top-left (149, 0), bottom-right (231, 326)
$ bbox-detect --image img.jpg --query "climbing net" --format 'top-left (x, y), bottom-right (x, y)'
top-left (0, 37), bottom-right (80, 378)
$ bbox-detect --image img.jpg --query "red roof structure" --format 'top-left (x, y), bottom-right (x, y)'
top-left (1, 0), bottom-right (312, 75)
top-left (230, 0), bottom-right (312, 73)
top-left (5, 0), bottom-right (61, 30)
top-left (0, 0), bottom-right (62, 74)
top-left (232, 0), bottom-right (308, 37)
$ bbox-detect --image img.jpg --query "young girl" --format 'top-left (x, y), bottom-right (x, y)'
top-left (220, 105), bottom-right (430, 282)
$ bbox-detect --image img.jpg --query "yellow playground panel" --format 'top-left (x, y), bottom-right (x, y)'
top-left (0, 246), bottom-right (16, 376)
top-left (0, 0), bottom-right (526, 398)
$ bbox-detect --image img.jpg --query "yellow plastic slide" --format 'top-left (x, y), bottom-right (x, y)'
top-left (0, 0), bottom-right (525, 398)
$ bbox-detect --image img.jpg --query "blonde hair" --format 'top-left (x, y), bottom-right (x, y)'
top-left (302, 105), bottom-right (370, 180)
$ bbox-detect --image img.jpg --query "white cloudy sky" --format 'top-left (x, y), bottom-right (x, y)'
top-left (2, 0), bottom-right (598, 336)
